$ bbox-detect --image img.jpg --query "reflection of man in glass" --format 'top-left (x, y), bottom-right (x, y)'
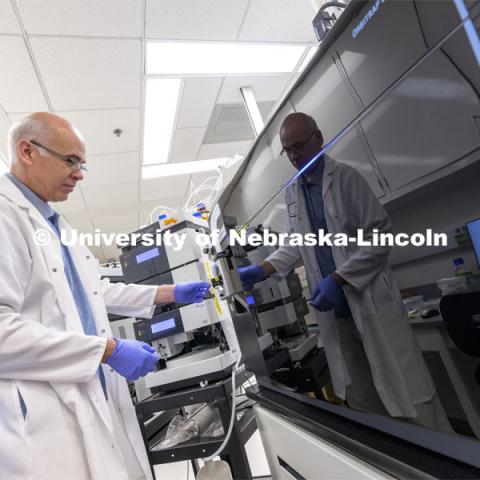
top-left (239, 112), bottom-right (452, 433)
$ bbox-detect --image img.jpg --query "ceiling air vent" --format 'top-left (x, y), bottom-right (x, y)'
top-left (203, 101), bottom-right (274, 144)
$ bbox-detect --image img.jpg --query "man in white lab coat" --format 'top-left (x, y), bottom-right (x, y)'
top-left (239, 112), bottom-right (452, 433)
top-left (0, 112), bottom-right (210, 480)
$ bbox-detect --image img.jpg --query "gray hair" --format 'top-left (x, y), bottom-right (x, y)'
top-left (7, 115), bottom-right (54, 164)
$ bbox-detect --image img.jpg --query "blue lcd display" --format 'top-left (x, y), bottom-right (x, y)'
top-left (151, 318), bottom-right (176, 334)
top-left (246, 295), bottom-right (255, 305)
top-left (136, 247), bottom-right (160, 264)
top-left (467, 218), bottom-right (480, 267)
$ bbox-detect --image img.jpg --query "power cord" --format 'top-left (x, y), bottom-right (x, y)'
top-left (204, 358), bottom-right (242, 461)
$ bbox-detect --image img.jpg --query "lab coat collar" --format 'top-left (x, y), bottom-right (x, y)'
top-left (5, 173), bottom-right (55, 220)
top-left (322, 154), bottom-right (336, 196)
top-left (0, 173), bottom-right (34, 210)
top-left (0, 174), bottom-right (61, 237)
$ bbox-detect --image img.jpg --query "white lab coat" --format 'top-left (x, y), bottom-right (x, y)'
top-left (267, 156), bottom-right (435, 418)
top-left (0, 175), bottom-right (158, 480)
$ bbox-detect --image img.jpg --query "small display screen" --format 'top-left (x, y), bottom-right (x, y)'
top-left (467, 218), bottom-right (480, 267)
top-left (246, 295), bottom-right (255, 305)
top-left (151, 318), bottom-right (176, 334)
top-left (136, 247), bottom-right (160, 264)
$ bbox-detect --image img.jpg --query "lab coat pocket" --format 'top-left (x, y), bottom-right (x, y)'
top-left (17, 381), bottom-right (68, 436)
top-left (288, 216), bottom-right (299, 235)
top-left (349, 286), bottom-right (376, 317)
top-left (370, 272), bottom-right (396, 312)
top-left (0, 382), bottom-right (29, 477)
top-left (12, 382), bottom-right (27, 431)
top-left (383, 272), bottom-right (403, 306)
top-left (379, 272), bottom-right (402, 307)
top-left (16, 386), bottom-right (27, 422)
top-left (17, 381), bottom-right (91, 478)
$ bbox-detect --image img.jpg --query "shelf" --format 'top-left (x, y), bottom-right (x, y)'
top-left (150, 434), bottom-right (224, 464)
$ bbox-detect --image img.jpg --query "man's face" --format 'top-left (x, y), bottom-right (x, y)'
top-left (280, 126), bottom-right (323, 171)
top-left (28, 127), bottom-right (86, 202)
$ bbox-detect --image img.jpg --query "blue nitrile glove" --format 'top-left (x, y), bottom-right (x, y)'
top-left (237, 265), bottom-right (266, 290)
top-left (107, 339), bottom-right (159, 381)
top-left (309, 275), bottom-right (344, 312)
top-left (174, 281), bottom-right (210, 304)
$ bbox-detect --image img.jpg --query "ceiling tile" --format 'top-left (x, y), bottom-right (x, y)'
top-left (238, 0), bottom-right (317, 42)
top-left (203, 103), bottom-right (272, 144)
top-left (177, 77), bottom-right (222, 128)
top-left (0, 109), bottom-right (12, 163)
top-left (69, 218), bottom-right (95, 234)
top-left (82, 181), bottom-right (139, 209)
top-left (57, 109), bottom-right (140, 156)
top-left (0, 158), bottom-right (8, 174)
top-left (16, 0), bottom-right (143, 37)
top-left (197, 140), bottom-right (253, 160)
top-left (0, 0), bottom-right (21, 33)
top-left (141, 175), bottom-right (190, 202)
top-left (217, 75), bottom-right (294, 103)
top-left (93, 212), bottom-right (139, 234)
top-left (81, 152), bottom-right (139, 187)
top-left (30, 37), bottom-right (141, 110)
top-left (169, 128), bottom-right (205, 163)
top-left (146, 0), bottom-right (249, 40)
top-left (0, 37), bottom-right (48, 112)
top-left (53, 187), bottom-right (87, 214)
top-left (7, 113), bottom-right (29, 123)
top-left (9, 108), bottom-right (140, 158)
top-left (65, 203), bottom-right (145, 226)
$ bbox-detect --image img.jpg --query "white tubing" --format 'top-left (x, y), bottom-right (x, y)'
top-left (204, 358), bottom-right (242, 461)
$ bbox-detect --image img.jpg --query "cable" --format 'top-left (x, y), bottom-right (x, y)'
top-left (182, 174), bottom-right (223, 217)
top-left (143, 205), bottom-right (178, 226)
top-left (203, 358), bottom-right (242, 461)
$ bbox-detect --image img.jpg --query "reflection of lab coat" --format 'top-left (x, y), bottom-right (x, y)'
top-left (0, 175), bottom-right (157, 479)
top-left (267, 156), bottom-right (435, 417)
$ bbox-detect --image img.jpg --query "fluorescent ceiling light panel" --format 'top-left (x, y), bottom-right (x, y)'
top-left (147, 42), bottom-right (307, 75)
top-left (143, 78), bottom-right (182, 165)
top-left (298, 45), bottom-right (319, 72)
top-left (142, 158), bottom-right (229, 179)
top-left (240, 86), bottom-right (264, 136)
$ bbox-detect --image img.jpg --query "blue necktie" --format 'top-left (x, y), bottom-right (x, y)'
top-left (48, 214), bottom-right (108, 399)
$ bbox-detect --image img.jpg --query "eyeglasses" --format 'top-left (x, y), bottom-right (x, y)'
top-left (280, 131), bottom-right (316, 156)
top-left (30, 139), bottom-right (88, 172)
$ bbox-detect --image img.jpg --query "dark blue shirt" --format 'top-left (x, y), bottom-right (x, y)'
top-left (301, 162), bottom-right (351, 319)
